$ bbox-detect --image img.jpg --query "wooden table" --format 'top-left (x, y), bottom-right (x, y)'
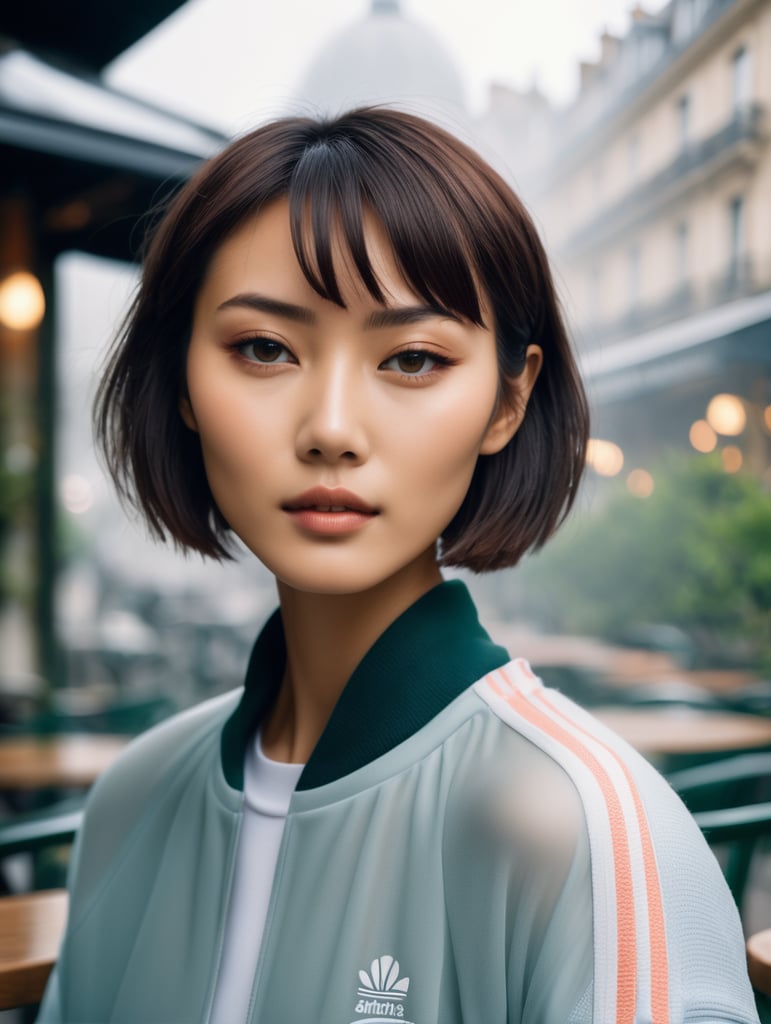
top-left (594, 707), bottom-right (771, 758)
top-left (0, 734), bottom-right (127, 790)
top-left (0, 888), bottom-right (67, 1008)
top-left (747, 928), bottom-right (771, 996)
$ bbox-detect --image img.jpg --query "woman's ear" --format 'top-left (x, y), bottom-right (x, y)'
top-left (179, 393), bottom-right (199, 432)
top-left (480, 344), bottom-right (543, 455)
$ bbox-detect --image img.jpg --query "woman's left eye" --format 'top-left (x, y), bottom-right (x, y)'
top-left (235, 337), bottom-right (295, 364)
top-left (380, 350), bottom-right (448, 376)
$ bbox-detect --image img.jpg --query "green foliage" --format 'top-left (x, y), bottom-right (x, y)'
top-left (0, 454), bottom-right (34, 603)
top-left (518, 455), bottom-right (771, 671)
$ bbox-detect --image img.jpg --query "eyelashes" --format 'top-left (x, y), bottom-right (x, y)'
top-left (229, 335), bottom-right (457, 382)
top-left (378, 350), bottom-right (455, 377)
top-left (233, 337), bottom-right (296, 365)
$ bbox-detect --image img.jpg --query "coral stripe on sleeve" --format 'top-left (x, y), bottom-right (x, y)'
top-left (479, 661), bottom-right (671, 1023)
top-left (533, 685), bottom-right (670, 1024)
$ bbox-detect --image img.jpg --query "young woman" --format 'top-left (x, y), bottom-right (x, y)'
top-left (39, 108), bottom-right (757, 1023)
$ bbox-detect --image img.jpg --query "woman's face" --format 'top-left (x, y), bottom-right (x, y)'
top-left (182, 198), bottom-right (539, 597)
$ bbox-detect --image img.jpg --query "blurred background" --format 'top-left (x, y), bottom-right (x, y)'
top-left (1, 0), bottom-right (768, 718)
top-left (1, 0), bottom-right (771, 1014)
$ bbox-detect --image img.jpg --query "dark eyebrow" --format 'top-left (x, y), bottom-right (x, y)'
top-left (217, 294), bottom-right (460, 330)
top-left (217, 293), bottom-right (316, 324)
top-left (365, 305), bottom-right (462, 329)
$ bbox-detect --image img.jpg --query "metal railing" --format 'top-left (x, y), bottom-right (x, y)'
top-left (580, 256), bottom-right (769, 348)
top-left (561, 104), bottom-right (766, 257)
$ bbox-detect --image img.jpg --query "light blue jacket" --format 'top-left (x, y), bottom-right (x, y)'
top-left (39, 582), bottom-right (758, 1023)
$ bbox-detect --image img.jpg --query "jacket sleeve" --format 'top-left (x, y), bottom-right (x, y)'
top-left (35, 694), bottom-right (239, 1024)
top-left (442, 733), bottom-right (595, 1022)
top-left (471, 675), bottom-right (760, 1023)
top-left (496, 750), bottom-right (760, 1024)
top-left (446, 696), bottom-right (760, 1022)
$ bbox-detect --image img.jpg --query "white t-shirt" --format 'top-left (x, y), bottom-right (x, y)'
top-left (209, 733), bottom-right (304, 1024)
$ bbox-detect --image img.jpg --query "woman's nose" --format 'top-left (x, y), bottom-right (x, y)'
top-left (295, 360), bottom-right (369, 465)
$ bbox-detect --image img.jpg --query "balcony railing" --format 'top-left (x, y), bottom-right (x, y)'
top-left (531, 0), bottom-right (736, 194)
top-left (713, 256), bottom-right (755, 304)
top-left (580, 256), bottom-right (766, 348)
top-left (561, 103), bottom-right (766, 257)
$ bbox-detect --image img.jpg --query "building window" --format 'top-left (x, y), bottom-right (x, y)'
top-left (728, 196), bottom-right (745, 278)
top-left (677, 94), bottom-right (691, 148)
top-left (673, 0), bottom-right (710, 42)
top-left (675, 222), bottom-right (688, 285)
top-left (732, 46), bottom-right (751, 112)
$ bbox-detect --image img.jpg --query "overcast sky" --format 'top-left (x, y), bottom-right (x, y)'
top-left (107, 0), bottom-right (668, 132)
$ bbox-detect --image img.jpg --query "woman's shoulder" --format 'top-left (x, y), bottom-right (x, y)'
top-left (68, 689), bottom-right (242, 903)
top-left (468, 657), bottom-right (702, 847)
top-left (459, 661), bottom-right (757, 1021)
top-left (89, 688), bottom-right (241, 807)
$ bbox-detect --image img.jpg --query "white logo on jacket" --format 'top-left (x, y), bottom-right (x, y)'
top-left (350, 954), bottom-right (416, 1023)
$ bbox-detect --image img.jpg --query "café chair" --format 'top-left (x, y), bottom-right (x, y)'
top-left (531, 664), bottom-right (616, 708)
top-left (0, 799), bottom-right (84, 859)
top-left (668, 752), bottom-right (771, 915)
top-left (725, 680), bottom-right (771, 717)
top-left (0, 798), bottom-right (84, 894)
top-left (0, 803), bottom-right (80, 1012)
top-left (611, 678), bottom-right (725, 709)
top-left (1, 693), bottom-right (176, 738)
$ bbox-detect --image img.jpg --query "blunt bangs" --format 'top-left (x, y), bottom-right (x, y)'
top-left (286, 119), bottom-right (484, 327)
top-left (95, 106), bottom-right (588, 571)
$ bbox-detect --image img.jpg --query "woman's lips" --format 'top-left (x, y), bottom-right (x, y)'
top-left (283, 487), bottom-right (379, 535)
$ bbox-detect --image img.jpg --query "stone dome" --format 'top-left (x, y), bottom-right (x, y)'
top-left (296, 0), bottom-right (467, 119)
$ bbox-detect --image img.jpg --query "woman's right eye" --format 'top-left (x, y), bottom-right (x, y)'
top-left (235, 337), bottom-right (295, 364)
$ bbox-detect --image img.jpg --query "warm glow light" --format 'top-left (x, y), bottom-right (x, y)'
top-left (721, 446), bottom-right (743, 473)
top-left (706, 393), bottom-right (746, 436)
top-left (689, 419), bottom-right (717, 453)
top-left (61, 474), bottom-right (94, 515)
top-left (765, 405), bottom-right (771, 432)
top-left (627, 468), bottom-right (654, 498)
top-left (0, 271), bottom-right (45, 330)
top-left (586, 438), bottom-right (624, 477)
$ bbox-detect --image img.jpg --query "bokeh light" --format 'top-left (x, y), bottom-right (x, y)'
top-left (586, 438), bottom-right (624, 477)
top-left (0, 271), bottom-right (45, 330)
top-left (721, 446), bottom-right (743, 473)
top-left (61, 474), bottom-right (94, 515)
top-left (689, 419), bottom-right (717, 453)
top-left (626, 468), bottom-right (654, 498)
top-left (706, 393), bottom-right (746, 436)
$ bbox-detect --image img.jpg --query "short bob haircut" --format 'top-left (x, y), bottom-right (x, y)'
top-left (95, 106), bottom-right (589, 574)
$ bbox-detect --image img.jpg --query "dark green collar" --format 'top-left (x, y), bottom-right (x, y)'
top-left (221, 580), bottom-right (509, 791)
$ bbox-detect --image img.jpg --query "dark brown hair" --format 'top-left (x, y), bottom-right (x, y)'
top-left (95, 106), bottom-right (588, 573)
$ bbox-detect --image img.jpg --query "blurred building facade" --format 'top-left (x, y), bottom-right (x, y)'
top-left (292, 0), bottom-right (771, 483)
top-left (485, 0), bottom-right (771, 481)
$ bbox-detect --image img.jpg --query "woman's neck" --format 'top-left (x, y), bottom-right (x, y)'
top-left (260, 552), bottom-right (443, 763)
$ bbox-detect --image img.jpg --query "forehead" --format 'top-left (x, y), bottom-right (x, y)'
top-left (199, 197), bottom-right (420, 311)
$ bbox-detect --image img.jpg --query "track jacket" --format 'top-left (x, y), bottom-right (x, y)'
top-left (38, 581), bottom-right (758, 1023)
